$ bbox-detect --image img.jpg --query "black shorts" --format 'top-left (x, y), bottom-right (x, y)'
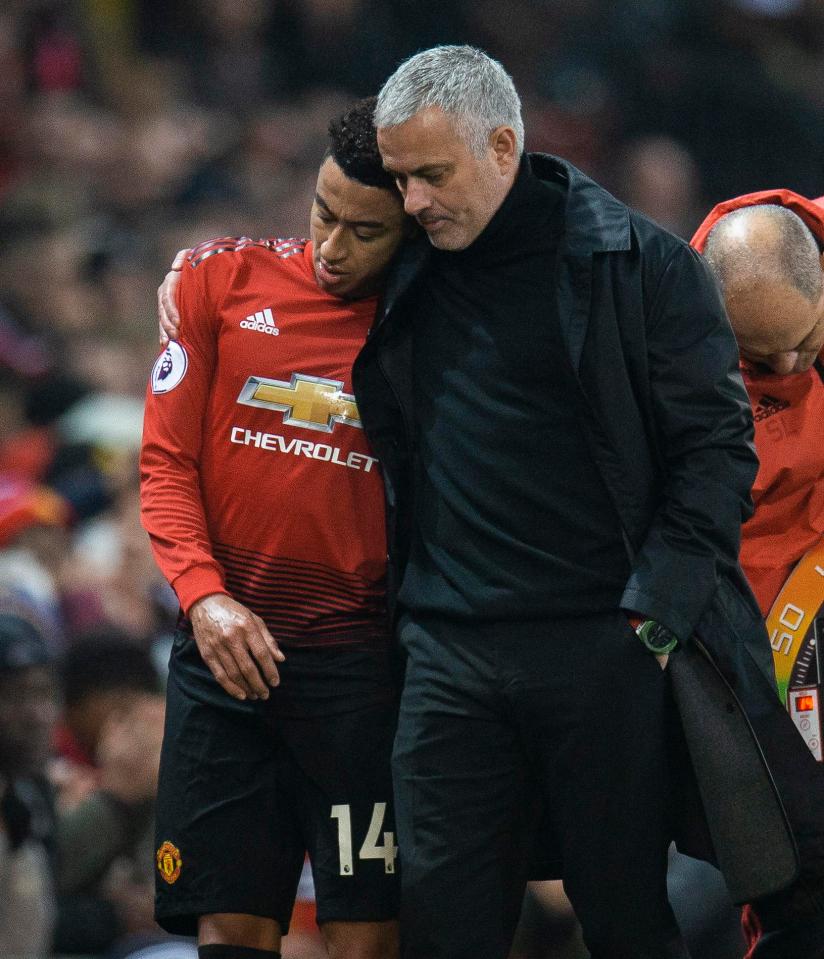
top-left (154, 631), bottom-right (400, 936)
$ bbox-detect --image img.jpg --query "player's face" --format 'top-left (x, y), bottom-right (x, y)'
top-left (728, 276), bottom-right (824, 375)
top-left (310, 157), bottom-right (407, 300)
top-left (377, 106), bottom-right (518, 251)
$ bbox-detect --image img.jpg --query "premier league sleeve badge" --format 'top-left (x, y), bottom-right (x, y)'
top-left (151, 341), bottom-right (188, 394)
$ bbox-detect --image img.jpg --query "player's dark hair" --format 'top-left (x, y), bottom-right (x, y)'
top-left (327, 97), bottom-right (396, 192)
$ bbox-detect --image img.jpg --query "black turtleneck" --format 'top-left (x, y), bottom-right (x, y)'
top-left (397, 155), bottom-right (630, 623)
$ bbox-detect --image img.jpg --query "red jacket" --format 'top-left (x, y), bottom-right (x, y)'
top-left (692, 191), bottom-right (824, 615)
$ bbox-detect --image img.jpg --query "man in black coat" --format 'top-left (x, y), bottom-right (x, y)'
top-left (352, 45), bottom-right (824, 959)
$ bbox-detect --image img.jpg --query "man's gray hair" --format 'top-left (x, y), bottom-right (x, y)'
top-left (375, 45), bottom-right (524, 157)
top-left (704, 204), bottom-right (823, 302)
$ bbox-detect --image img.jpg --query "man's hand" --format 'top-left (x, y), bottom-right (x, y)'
top-left (190, 593), bottom-right (286, 701)
top-left (157, 248), bottom-right (190, 346)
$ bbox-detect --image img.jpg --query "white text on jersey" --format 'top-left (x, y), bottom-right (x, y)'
top-left (240, 308), bottom-right (280, 335)
top-left (230, 427), bottom-right (378, 472)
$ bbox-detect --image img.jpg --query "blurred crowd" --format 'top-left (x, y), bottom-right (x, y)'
top-left (1, 1), bottom-right (823, 957)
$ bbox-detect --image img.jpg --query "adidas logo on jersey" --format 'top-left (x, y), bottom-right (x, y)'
top-left (754, 393), bottom-right (790, 421)
top-left (241, 308), bottom-right (279, 335)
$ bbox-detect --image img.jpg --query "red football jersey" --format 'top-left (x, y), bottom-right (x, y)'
top-left (140, 237), bottom-right (388, 646)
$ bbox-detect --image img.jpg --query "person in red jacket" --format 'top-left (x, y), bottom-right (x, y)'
top-left (693, 191), bottom-right (824, 621)
top-left (140, 99), bottom-right (408, 959)
top-left (693, 192), bottom-right (824, 959)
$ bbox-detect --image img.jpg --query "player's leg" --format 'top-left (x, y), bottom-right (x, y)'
top-left (281, 696), bottom-right (401, 959)
top-left (154, 630), bottom-right (305, 950)
top-left (515, 612), bottom-right (688, 959)
top-left (391, 618), bottom-right (536, 959)
top-left (198, 914), bottom-right (282, 953)
top-left (321, 919), bottom-right (399, 959)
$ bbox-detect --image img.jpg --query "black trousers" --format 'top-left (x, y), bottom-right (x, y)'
top-left (393, 612), bottom-right (690, 959)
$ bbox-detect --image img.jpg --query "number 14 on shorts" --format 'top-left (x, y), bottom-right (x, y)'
top-left (331, 802), bottom-right (398, 875)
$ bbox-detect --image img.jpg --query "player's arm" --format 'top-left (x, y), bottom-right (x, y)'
top-left (621, 242), bottom-right (759, 642)
top-left (141, 254), bottom-right (285, 701)
top-left (157, 248), bottom-right (189, 346)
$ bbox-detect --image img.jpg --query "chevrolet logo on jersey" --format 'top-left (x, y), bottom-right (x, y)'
top-left (237, 373), bottom-right (362, 433)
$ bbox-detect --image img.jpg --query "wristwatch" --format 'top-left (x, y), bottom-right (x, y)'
top-left (635, 619), bottom-right (679, 655)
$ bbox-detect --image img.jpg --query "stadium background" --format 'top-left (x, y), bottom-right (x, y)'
top-left (0, 0), bottom-right (823, 957)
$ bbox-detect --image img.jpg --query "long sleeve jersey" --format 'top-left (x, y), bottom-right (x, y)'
top-left (140, 237), bottom-right (388, 647)
top-left (692, 190), bottom-right (824, 615)
top-left (738, 358), bottom-right (824, 615)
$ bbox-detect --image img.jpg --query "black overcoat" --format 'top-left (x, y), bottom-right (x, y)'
top-left (352, 153), bottom-right (824, 905)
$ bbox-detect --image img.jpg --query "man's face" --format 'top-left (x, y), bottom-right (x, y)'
top-left (310, 157), bottom-right (407, 300)
top-left (377, 106), bottom-right (518, 251)
top-left (726, 276), bottom-right (824, 375)
top-left (0, 666), bottom-right (60, 776)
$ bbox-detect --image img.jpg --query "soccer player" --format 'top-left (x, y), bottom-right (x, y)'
top-left (140, 99), bottom-right (408, 959)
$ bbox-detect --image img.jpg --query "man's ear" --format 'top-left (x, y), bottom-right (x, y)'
top-left (489, 126), bottom-right (519, 174)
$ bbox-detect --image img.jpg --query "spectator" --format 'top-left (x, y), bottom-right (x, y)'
top-left (0, 611), bottom-right (59, 959)
top-left (0, 476), bottom-right (73, 641)
top-left (51, 634), bottom-right (165, 955)
top-left (615, 135), bottom-right (705, 239)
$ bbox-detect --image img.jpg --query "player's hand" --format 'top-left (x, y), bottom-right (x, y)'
top-left (190, 593), bottom-right (286, 701)
top-left (157, 248), bottom-right (190, 346)
top-left (655, 653), bottom-right (669, 670)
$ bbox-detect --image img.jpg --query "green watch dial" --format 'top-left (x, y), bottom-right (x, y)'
top-left (636, 620), bottom-right (679, 655)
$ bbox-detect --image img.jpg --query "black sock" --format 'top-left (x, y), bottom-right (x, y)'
top-left (198, 946), bottom-right (281, 959)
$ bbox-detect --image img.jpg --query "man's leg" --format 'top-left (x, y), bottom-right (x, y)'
top-left (514, 614), bottom-right (689, 959)
top-left (393, 619), bottom-right (535, 959)
top-left (199, 914), bottom-right (282, 956)
top-left (321, 919), bottom-right (399, 959)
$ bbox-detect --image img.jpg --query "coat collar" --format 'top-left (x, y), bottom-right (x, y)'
top-left (378, 232), bottom-right (431, 323)
top-left (376, 152), bottom-right (631, 327)
top-left (528, 153), bottom-right (631, 255)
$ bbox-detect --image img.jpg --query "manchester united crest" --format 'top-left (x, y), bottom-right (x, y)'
top-left (156, 840), bottom-right (183, 884)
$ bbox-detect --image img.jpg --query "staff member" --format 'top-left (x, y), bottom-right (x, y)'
top-left (694, 191), bottom-right (824, 959)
